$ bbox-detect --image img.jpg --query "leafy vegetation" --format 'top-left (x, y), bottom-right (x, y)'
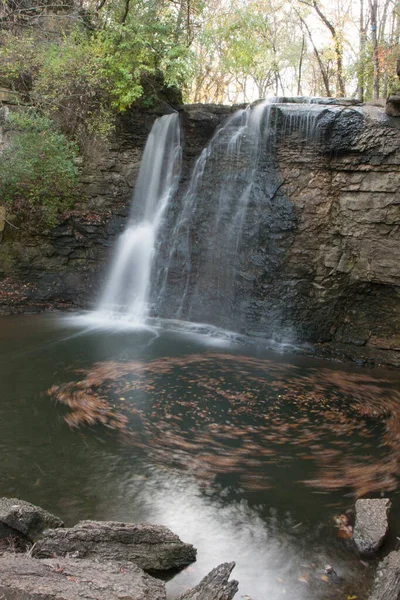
top-left (1, 0), bottom-right (399, 110)
top-left (0, 110), bottom-right (79, 227)
top-left (0, 1), bottom-right (196, 144)
top-left (0, 0), bottom-right (399, 226)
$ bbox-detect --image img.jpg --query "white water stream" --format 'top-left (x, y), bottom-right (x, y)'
top-left (96, 113), bottom-right (181, 324)
top-left (91, 99), bottom-right (331, 332)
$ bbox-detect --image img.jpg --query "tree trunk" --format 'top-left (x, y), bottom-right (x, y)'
top-left (370, 0), bottom-right (380, 99)
top-left (297, 34), bottom-right (305, 95)
top-left (357, 0), bottom-right (366, 101)
top-left (297, 10), bottom-right (332, 96)
top-left (312, 1), bottom-right (345, 96)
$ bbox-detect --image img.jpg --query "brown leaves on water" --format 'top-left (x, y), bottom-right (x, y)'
top-left (333, 514), bottom-right (353, 539)
top-left (47, 353), bottom-right (400, 498)
top-left (47, 385), bottom-right (128, 432)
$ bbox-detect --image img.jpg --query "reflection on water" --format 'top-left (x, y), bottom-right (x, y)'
top-left (1, 314), bottom-right (399, 599)
top-left (105, 471), bottom-right (369, 600)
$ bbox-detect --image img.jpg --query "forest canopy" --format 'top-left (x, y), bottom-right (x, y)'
top-left (0, 0), bottom-right (399, 224)
top-left (0, 0), bottom-right (399, 141)
top-left (1, 0), bottom-right (399, 127)
top-left (1, 0), bottom-right (399, 108)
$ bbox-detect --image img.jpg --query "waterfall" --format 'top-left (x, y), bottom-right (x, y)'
top-left (93, 98), bottom-right (333, 335)
top-left (151, 101), bottom-right (277, 331)
top-left (97, 113), bottom-right (181, 324)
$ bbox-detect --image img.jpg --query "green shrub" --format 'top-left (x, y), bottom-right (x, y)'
top-left (0, 110), bottom-right (79, 228)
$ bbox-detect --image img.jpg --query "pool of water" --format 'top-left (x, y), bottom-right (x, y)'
top-left (1, 313), bottom-right (400, 599)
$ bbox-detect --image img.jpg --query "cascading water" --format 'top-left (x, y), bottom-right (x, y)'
top-left (150, 100), bottom-right (282, 331)
top-left (94, 98), bottom-right (342, 336)
top-left (97, 113), bottom-right (181, 324)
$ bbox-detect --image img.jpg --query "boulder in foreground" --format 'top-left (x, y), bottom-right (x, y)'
top-left (353, 498), bottom-right (391, 555)
top-left (0, 553), bottom-right (166, 600)
top-left (178, 562), bottom-right (238, 600)
top-left (0, 497), bottom-right (63, 542)
top-left (33, 520), bottom-right (197, 572)
top-left (368, 551), bottom-right (400, 600)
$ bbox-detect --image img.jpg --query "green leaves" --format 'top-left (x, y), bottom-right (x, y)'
top-left (0, 2), bottom-right (194, 143)
top-left (0, 110), bottom-right (79, 228)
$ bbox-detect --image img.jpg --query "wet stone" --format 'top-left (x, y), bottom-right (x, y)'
top-left (368, 550), bottom-right (400, 600)
top-left (0, 497), bottom-right (64, 542)
top-left (353, 498), bottom-right (391, 555)
top-left (178, 562), bottom-right (238, 600)
top-left (32, 520), bottom-right (197, 573)
top-left (0, 554), bottom-right (166, 600)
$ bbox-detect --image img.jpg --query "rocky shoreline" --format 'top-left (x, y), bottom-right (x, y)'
top-left (0, 497), bottom-right (238, 600)
top-left (0, 497), bottom-right (399, 599)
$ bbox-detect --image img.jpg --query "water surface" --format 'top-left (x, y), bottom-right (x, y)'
top-left (1, 313), bottom-right (400, 599)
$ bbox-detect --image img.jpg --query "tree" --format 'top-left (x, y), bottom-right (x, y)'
top-left (0, 0), bottom-right (197, 145)
top-left (0, 110), bottom-right (79, 227)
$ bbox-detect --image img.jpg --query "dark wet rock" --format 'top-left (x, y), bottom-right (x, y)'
top-left (368, 550), bottom-right (400, 600)
top-left (0, 497), bottom-right (63, 542)
top-left (354, 498), bottom-right (391, 555)
top-left (324, 564), bottom-right (344, 585)
top-left (0, 522), bottom-right (30, 553)
top-left (178, 562), bottom-right (238, 600)
top-left (0, 553), bottom-right (166, 600)
top-left (32, 520), bottom-right (197, 572)
top-left (272, 96), bottom-right (363, 106)
top-left (386, 91), bottom-right (400, 117)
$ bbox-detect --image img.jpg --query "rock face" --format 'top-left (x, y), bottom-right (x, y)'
top-left (386, 91), bottom-right (400, 117)
top-left (353, 498), bottom-right (391, 555)
top-left (0, 498), bottom-right (236, 600)
top-left (368, 551), bottom-right (400, 600)
top-left (0, 554), bottom-right (166, 600)
top-left (32, 520), bottom-right (197, 572)
top-left (1, 100), bottom-right (400, 367)
top-left (0, 497), bottom-right (63, 542)
top-left (178, 562), bottom-right (238, 600)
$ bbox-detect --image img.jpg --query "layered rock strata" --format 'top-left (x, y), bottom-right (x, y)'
top-left (0, 101), bottom-right (399, 366)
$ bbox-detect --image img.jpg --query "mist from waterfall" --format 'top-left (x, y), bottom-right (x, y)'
top-left (97, 113), bottom-right (181, 324)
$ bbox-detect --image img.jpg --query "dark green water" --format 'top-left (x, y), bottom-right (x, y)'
top-left (1, 313), bottom-right (400, 599)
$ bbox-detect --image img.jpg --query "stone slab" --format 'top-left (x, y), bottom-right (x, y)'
top-left (354, 498), bottom-right (391, 555)
top-left (33, 520), bottom-right (197, 572)
top-left (0, 497), bottom-right (63, 542)
top-left (0, 553), bottom-right (166, 600)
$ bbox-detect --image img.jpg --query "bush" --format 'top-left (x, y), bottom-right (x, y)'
top-left (0, 110), bottom-right (79, 228)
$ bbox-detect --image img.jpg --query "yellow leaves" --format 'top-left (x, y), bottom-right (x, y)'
top-left (333, 514), bottom-right (353, 539)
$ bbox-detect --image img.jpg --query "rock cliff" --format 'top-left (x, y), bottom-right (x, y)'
top-left (0, 100), bottom-right (399, 367)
